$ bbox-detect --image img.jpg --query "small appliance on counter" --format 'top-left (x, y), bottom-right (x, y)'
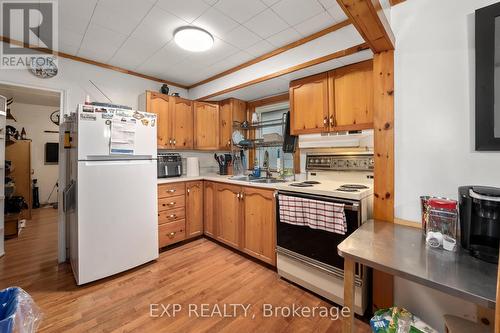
top-left (157, 153), bottom-right (182, 178)
top-left (459, 186), bottom-right (500, 263)
top-left (186, 157), bottom-right (199, 177)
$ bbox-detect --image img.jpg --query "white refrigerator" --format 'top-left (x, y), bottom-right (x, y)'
top-left (66, 104), bottom-right (158, 285)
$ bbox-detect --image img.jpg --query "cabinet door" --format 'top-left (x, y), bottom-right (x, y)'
top-left (331, 60), bottom-right (374, 131)
top-left (171, 97), bottom-right (193, 149)
top-left (194, 102), bottom-right (220, 150)
top-left (215, 183), bottom-right (241, 248)
top-left (203, 181), bottom-right (216, 237)
top-left (147, 92), bottom-right (172, 148)
top-left (219, 100), bottom-right (232, 150)
top-left (289, 73), bottom-right (329, 135)
top-left (242, 187), bottom-right (276, 266)
top-left (186, 181), bottom-right (203, 238)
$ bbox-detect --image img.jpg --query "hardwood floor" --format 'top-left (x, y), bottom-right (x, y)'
top-left (0, 208), bottom-right (370, 333)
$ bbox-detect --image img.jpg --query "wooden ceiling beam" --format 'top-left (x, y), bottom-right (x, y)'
top-left (389, 0), bottom-right (405, 6)
top-left (336, 0), bottom-right (395, 53)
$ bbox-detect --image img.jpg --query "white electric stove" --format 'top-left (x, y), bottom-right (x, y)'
top-left (275, 152), bottom-right (374, 315)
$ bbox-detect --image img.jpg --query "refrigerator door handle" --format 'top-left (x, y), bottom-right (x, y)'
top-left (85, 155), bottom-right (155, 161)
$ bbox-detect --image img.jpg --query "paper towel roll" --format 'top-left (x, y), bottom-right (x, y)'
top-left (186, 157), bottom-right (199, 177)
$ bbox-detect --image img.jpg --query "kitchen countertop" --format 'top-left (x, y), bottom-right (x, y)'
top-left (157, 174), bottom-right (293, 190)
top-left (338, 220), bottom-right (498, 309)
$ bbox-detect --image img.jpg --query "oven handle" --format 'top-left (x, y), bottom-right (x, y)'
top-left (277, 190), bottom-right (360, 211)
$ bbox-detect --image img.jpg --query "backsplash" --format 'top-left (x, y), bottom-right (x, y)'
top-left (158, 150), bottom-right (248, 175)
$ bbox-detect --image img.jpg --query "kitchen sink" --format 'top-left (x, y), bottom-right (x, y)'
top-left (229, 176), bottom-right (286, 184)
top-left (249, 178), bottom-right (286, 184)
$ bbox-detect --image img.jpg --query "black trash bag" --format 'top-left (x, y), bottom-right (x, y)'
top-left (5, 196), bottom-right (28, 214)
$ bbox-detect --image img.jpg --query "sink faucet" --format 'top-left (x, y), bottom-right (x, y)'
top-left (263, 150), bottom-right (272, 179)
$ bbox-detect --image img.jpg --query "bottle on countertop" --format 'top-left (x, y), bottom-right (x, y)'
top-left (252, 157), bottom-right (261, 178)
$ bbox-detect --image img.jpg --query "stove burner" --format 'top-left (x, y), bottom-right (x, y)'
top-left (302, 181), bottom-right (321, 185)
top-left (336, 187), bottom-right (360, 192)
top-left (340, 184), bottom-right (369, 189)
top-left (290, 183), bottom-right (314, 187)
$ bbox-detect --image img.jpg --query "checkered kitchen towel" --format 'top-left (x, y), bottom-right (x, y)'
top-left (278, 194), bottom-right (347, 235)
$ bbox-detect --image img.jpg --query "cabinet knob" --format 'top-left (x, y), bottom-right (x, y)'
top-left (329, 115), bottom-right (335, 127)
top-left (169, 139), bottom-right (173, 145)
top-left (167, 202), bottom-right (176, 206)
top-left (168, 189), bottom-right (176, 193)
top-left (167, 232), bottom-right (176, 239)
top-left (323, 117), bottom-right (328, 127)
top-left (236, 193), bottom-right (240, 199)
top-left (169, 214), bottom-right (176, 219)
top-left (173, 139), bottom-right (176, 145)
top-left (187, 188), bottom-right (190, 194)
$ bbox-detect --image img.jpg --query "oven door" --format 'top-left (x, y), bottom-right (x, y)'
top-left (276, 190), bottom-right (363, 279)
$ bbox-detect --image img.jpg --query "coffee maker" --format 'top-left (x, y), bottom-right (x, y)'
top-left (459, 186), bottom-right (500, 263)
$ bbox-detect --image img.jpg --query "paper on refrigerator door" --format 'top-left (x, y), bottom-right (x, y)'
top-left (110, 117), bottom-right (137, 154)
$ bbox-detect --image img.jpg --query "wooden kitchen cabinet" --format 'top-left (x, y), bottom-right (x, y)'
top-left (157, 182), bottom-right (186, 248)
top-left (203, 181), bottom-right (216, 237)
top-left (219, 98), bottom-right (247, 150)
top-left (144, 91), bottom-right (171, 148)
top-left (290, 60), bottom-right (374, 135)
top-left (290, 72), bottom-right (329, 135)
top-left (241, 187), bottom-right (276, 266)
top-left (194, 101), bottom-right (219, 150)
top-left (142, 91), bottom-right (193, 149)
top-left (329, 60), bottom-right (374, 131)
top-left (215, 183), bottom-right (242, 248)
top-left (186, 181), bottom-right (203, 238)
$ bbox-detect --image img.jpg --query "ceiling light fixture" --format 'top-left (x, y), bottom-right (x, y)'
top-left (174, 26), bottom-right (214, 52)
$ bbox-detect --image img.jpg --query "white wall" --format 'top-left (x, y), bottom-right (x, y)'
top-left (391, 0), bottom-right (500, 331)
top-left (7, 102), bottom-right (60, 205)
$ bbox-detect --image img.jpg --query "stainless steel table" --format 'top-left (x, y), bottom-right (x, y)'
top-left (337, 219), bottom-right (498, 333)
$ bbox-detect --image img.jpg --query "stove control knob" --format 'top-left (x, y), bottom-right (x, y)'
top-left (368, 158), bottom-right (374, 168)
top-left (338, 160), bottom-right (346, 168)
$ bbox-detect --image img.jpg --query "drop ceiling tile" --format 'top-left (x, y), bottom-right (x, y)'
top-left (327, 3), bottom-right (348, 22)
top-left (156, 0), bottom-right (210, 23)
top-left (59, 29), bottom-right (84, 51)
top-left (130, 7), bottom-right (186, 49)
top-left (186, 37), bottom-right (239, 67)
top-left (223, 25), bottom-right (261, 49)
top-left (91, 0), bottom-right (154, 36)
top-left (58, 12), bottom-right (91, 36)
top-left (294, 11), bottom-right (335, 36)
top-left (272, 0), bottom-right (325, 26)
top-left (214, 0), bottom-right (267, 24)
top-left (192, 8), bottom-right (239, 38)
top-left (109, 37), bottom-right (161, 70)
top-left (260, 0), bottom-right (281, 7)
top-left (317, 0), bottom-right (337, 9)
top-left (58, 0), bottom-right (97, 20)
top-left (243, 9), bottom-right (289, 39)
top-left (136, 40), bottom-right (192, 74)
top-left (245, 40), bottom-right (274, 57)
top-left (77, 24), bottom-right (128, 63)
top-left (266, 28), bottom-right (301, 47)
top-left (58, 42), bottom-right (80, 55)
top-left (226, 51), bottom-right (254, 65)
top-left (203, 0), bottom-right (220, 5)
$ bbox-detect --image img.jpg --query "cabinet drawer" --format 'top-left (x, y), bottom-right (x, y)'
top-left (158, 182), bottom-right (185, 198)
top-left (158, 207), bottom-right (185, 225)
top-left (158, 195), bottom-right (185, 212)
top-left (159, 220), bottom-right (185, 248)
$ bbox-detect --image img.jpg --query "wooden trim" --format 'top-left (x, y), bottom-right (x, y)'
top-left (389, 0), bottom-right (405, 6)
top-left (198, 43), bottom-right (369, 101)
top-left (394, 218), bottom-right (421, 229)
top-left (372, 50), bottom-right (395, 312)
top-left (247, 93), bottom-right (289, 108)
top-left (188, 20), bottom-right (351, 89)
top-left (336, 0), bottom-right (394, 53)
top-left (0, 35), bottom-right (189, 89)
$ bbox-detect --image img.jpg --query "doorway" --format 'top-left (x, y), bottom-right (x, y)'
top-left (0, 82), bottom-right (63, 265)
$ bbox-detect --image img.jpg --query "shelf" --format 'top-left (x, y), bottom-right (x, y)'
top-left (235, 140), bottom-right (284, 149)
top-left (233, 119), bottom-right (285, 130)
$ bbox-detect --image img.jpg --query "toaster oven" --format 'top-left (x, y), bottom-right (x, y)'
top-left (157, 153), bottom-right (182, 178)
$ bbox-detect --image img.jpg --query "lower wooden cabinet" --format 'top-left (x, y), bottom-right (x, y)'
top-left (215, 183), bottom-right (242, 249)
top-left (241, 187), bottom-right (276, 266)
top-left (186, 181), bottom-right (203, 238)
top-left (203, 181), bottom-right (216, 237)
top-left (157, 180), bottom-right (276, 266)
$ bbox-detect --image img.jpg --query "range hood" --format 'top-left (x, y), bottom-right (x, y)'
top-left (298, 130), bottom-right (374, 149)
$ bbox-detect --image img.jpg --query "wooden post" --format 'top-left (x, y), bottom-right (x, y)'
top-left (372, 50), bottom-right (395, 310)
top-left (495, 248), bottom-right (500, 333)
top-left (343, 258), bottom-right (356, 333)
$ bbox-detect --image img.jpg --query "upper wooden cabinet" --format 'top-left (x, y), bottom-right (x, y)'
top-left (329, 60), bottom-right (374, 130)
top-left (290, 60), bottom-right (374, 135)
top-left (186, 181), bottom-right (203, 239)
top-left (142, 91), bottom-right (193, 149)
top-left (290, 73), bottom-right (329, 135)
top-left (219, 98), bottom-right (247, 150)
top-left (194, 101), bottom-right (220, 150)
